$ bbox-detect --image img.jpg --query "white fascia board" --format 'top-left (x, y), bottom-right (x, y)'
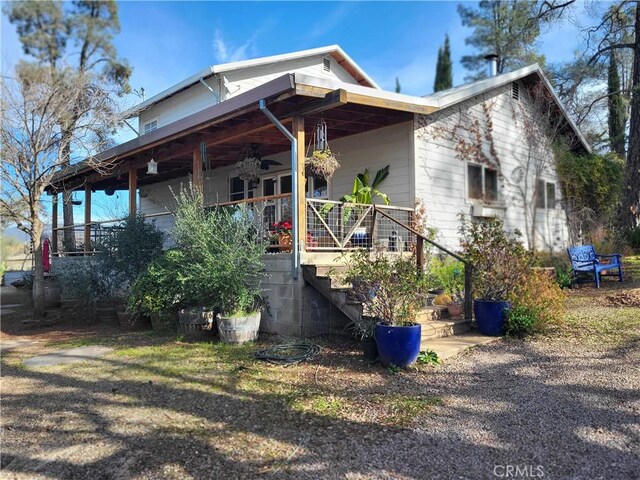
top-left (293, 73), bottom-right (439, 109)
top-left (427, 64), bottom-right (591, 153)
top-left (125, 45), bottom-right (379, 118)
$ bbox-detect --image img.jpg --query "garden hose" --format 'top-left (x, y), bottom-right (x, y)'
top-left (254, 343), bottom-right (321, 366)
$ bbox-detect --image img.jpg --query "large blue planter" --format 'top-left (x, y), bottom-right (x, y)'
top-left (375, 323), bottom-right (421, 368)
top-left (474, 300), bottom-right (510, 336)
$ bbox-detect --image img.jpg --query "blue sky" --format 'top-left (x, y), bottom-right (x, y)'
top-left (1, 1), bottom-right (591, 227)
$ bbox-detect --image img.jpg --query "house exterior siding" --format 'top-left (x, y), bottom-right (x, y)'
top-left (414, 82), bottom-right (569, 252)
top-left (138, 55), bottom-right (360, 133)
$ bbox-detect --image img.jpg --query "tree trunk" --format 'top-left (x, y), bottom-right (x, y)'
top-left (32, 221), bottom-right (45, 318)
top-left (61, 134), bottom-right (75, 249)
top-left (622, 6), bottom-right (640, 230)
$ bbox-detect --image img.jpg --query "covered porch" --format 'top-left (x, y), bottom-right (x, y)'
top-left (48, 73), bottom-right (435, 264)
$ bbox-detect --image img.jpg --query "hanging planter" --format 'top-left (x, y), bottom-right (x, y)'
top-left (305, 119), bottom-right (340, 180)
top-left (236, 156), bottom-right (261, 182)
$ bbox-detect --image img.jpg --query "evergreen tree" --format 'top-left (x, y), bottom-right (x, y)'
top-left (7, 0), bottom-right (131, 249)
top-left (458, 1), bottom-right (571, 80)
top-left (608, 50), bottom-right (627, 157)
top-left (434, 34), bottom-right (453, 92)
top-left (395, 76), bottom-right (401, 93)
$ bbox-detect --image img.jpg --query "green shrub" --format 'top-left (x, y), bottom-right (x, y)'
top-left (127, 249), bottom-right (188, 316)
top-left (58, 258), bottom-right (119, 310)
top-left (459, 216), bottom-right (533, 301)
top-left (428, 257), bottom-right (465, 300)
top-left (626, 227), bottom-right (640, 252)
top-left (504, 305), bottom-right (539, 338)
top-left (341, 249), bottom-right (426, 326)
top-left (99, 213), bottom-right (165, 285)
top-left (171, 188), bottom-right (268, 315)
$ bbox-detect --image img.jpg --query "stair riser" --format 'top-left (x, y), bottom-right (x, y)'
top-left (421, 322), bottom-right (471, 339)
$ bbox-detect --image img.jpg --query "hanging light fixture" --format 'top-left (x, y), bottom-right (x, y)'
top-left (147, 158), bottom-right (158, 175)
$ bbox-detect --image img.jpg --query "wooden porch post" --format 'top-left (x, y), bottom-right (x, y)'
top-left (192, 146), bottom-right (204, 195)
top-left (128, 167), bottom-right (137, 216)
top-left (292, 116), bottom-right (306, 248)
top-left (84, 184), bottom-right (91, 254)
top-left (51, 193), bottom-right (58, 256)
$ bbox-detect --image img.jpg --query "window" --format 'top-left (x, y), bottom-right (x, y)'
top-left (229, 176), bottom-right (254, 201)
top-left (535, 180), bottom-right (557, 209)
top-left (468, 164), bottom-right (498, 202)
top-left (322, 57), bottom-right (331, 72)
top-left (307, 175), bottom-right (328, 199)
top-left (143, 118), bottom-right (158, 134)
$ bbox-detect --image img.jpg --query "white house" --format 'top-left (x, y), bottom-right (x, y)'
top-left (49, 45), bottom-right (589, 335)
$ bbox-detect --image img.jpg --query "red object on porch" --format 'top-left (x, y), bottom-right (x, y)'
top-left (42, 238), bottom-right (51, 273)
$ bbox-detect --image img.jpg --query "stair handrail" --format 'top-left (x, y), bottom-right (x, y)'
top-left (373, 206), bottom-right (474, 320)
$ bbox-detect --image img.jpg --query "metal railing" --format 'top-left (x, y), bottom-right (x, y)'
top-left (306, 199), bottom-right (414, 250)
top-left (51, 193), bottom-right (294, 256)
top-left (305, 198), bottom-right (473, 319)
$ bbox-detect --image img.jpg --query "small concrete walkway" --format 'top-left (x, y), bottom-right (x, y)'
top-left (426, 333), bottom-right (500, 361)
top-left (22, 346), bottom-right (113, 367)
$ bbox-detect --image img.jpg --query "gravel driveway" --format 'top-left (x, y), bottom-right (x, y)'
top-left (1, 285), bottom-right (639, 479)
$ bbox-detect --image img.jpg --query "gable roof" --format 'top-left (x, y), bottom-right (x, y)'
top-left (130, 45), bottom-right (378, 116)
top-left (424, 64), bottom-right (591, 153)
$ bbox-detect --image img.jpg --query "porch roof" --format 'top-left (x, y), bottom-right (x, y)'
top-left (49, 73), bottom-right (437, 193)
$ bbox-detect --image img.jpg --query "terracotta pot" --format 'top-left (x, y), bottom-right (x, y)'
top-left (447, 303), bottom-right (464, 318)
top-left (278, 233), bottom-right (292, 252)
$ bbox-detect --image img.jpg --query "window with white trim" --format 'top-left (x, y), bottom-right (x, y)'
top-left (468, 164), bottom-right (498, 202)
top-left (229, 176), bottom-right (254, 202)
top-left (143, 118), bottom-right (158, 134)
top-left (535, 180), bottom-right (557, 209)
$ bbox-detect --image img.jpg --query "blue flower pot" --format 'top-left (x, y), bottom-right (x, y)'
top-left (474, 300), bottom-right (510, 336)
top-left (375, 323), bottom-right (421, 368)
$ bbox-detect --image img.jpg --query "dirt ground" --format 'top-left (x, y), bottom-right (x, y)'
top-left (1, 277), bottom-right (639, 479)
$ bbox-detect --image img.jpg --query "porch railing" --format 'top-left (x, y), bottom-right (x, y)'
top-left (51, 193), bottom-right (293, 256)
top-left (305, 198), bottom-right (473, 319)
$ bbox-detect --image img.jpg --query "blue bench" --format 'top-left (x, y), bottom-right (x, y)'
top-left (566, 245), bottom-right (623, 288)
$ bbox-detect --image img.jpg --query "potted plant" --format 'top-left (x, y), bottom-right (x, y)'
top-left (342, 249), bottom-right (426, 367)
top-left (347, 314), bottom-right (379, 361)
top-left (211, 206), bottom-right (269, 344)
top-left (127, 249), bottom-right (185, 331)
top-left (460, 216), bottom-right (532, 336)
top-left (429, 257), bottom-right (465, 317)
top-left (235, 155), bottom-right (261, 182)
top-left (272, 220), bottom-right (293, 252)
top-left (305, 149), bottom-right (340, 180)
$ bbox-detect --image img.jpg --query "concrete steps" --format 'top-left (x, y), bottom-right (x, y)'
top-left (302, 264), bottom-right (473, 344)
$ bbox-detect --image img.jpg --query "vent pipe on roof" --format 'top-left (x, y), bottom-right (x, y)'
top-left (484, 54), bottom-right (499, 77)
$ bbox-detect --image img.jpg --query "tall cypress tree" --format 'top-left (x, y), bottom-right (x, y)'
top-left (608, 50), bottom-right (627, 157)
top-left (395, 76), bottom-right (401, 93)
top-left (434, 34), bottom-right (453, 92)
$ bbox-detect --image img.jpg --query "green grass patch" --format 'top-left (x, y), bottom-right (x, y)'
top-left (553, 306), bottom-right (640, 345)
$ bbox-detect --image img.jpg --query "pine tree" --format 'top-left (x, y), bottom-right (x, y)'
top-left (608, 51), bottom-right (627, 157)
top-left (395, 76), bottom-right (401, 93)
top-left (434, 34), bottom-right (453, 92)
top-left (8, 0), bottom-right (131, 249)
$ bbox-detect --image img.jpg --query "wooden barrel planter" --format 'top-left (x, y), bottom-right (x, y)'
top-left (178, 307), bottom-right (215, 340)
top-left (43, 283), bottom-right (61, 308)
top-left (216, 311), bottom-right (261, 344)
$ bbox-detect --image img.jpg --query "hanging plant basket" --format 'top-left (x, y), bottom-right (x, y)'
top-left (236, 156), bottom-right (261, 182)
top-left (305, 119), bottom-right (340, 180)
top-left (305, 149), bottom-right (340, 180)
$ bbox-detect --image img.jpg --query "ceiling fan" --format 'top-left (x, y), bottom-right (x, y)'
top-left (248, 144), bottom-right (282, 171)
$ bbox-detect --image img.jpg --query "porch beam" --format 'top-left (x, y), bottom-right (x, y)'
top-left (84, 183), bottom-right (91, 254)
top-left (128, 167), bottom-right (137, 216)
top-left (192, 146), bottom-right (204, 193)
top-left (292, 116), bottom-right (306, 248)
top-left (51, 193), bottom-right (58, 256)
